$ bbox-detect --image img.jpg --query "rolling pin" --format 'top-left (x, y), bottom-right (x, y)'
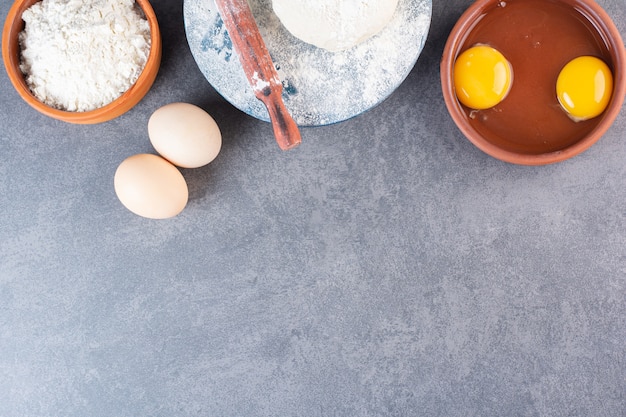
top-left (214, 0), bottom-right (301, 150)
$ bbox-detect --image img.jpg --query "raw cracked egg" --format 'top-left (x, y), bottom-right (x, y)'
top-left (148, 103), bottom-right (222, 169)
top-left (114, 154), bottom-right (188, 219)
top-left (454, 44), bottom-right (513, 110)
top-left (556, 56), bottom-right (613, 122)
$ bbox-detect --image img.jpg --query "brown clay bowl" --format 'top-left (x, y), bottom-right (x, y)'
top-left (441, 0), bottom-right (626, 165)
top-left (2, 0), bottom-right (161, 124)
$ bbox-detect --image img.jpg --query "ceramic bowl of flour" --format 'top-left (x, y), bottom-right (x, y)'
top-left (2, 0), bottom-right (161, 124)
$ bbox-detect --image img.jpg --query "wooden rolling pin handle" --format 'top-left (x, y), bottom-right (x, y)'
top-left (258, 90), bottom-right (302, 151)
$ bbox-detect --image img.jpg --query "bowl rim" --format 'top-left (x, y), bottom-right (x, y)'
top-left (440, 0), bottom-right (626, 165)
top-left (2, 0), bottom-right (162, 124)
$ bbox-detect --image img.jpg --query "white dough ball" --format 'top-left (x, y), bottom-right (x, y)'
top-left (272, 0), bottom-right (399, 52)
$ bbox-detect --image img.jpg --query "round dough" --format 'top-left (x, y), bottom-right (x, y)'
top-left (272, 0), bottom-right (399, 52)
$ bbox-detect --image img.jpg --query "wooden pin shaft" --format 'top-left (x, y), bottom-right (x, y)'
top-left (214, 0), bottom-right (301, 150)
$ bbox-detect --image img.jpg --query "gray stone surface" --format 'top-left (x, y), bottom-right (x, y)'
top-left (1, 1), bottom-right (625, 416)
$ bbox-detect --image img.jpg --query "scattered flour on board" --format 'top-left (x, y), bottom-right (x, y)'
top-left (184, 0), bottom-right (431, 126)
top-left (19, 0), bottom-right (151, 112)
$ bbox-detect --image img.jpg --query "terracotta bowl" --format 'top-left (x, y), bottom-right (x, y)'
top-left (2, 0), bottom-right (161, 124)
top-left (441, 0), bottom-right (626, 165)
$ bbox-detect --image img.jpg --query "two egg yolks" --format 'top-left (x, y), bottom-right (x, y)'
top-left (556, 56), bottom-right (613, 121)
top-left (454, 46), bottom-right (613, 121)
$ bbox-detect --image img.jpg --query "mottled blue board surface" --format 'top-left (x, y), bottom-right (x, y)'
top-left (184, 0), bottom-right (432, 126)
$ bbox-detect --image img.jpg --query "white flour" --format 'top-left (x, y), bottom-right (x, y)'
top-left (19, 0), bottom-right (151, 112)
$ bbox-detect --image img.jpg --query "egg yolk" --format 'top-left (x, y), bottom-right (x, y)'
top-left (454, 45), bottom-right (513, 110)
top-left (556, 56), bottom-right (613, 122)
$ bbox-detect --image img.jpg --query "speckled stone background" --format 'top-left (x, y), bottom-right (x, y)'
top-left (1, 1), bottom-right (625, 416)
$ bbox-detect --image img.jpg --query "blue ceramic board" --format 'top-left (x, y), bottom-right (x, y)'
top-left (183, 0), bottom-right (432, 126)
